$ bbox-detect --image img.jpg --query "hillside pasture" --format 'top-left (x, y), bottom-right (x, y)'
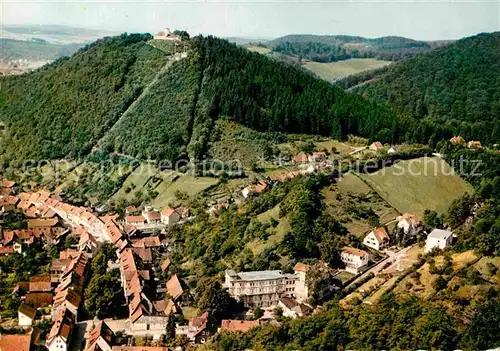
top-left (303, 58), bottom-right (392, 81)
top-left (358, 157), bottom-right (473, 216)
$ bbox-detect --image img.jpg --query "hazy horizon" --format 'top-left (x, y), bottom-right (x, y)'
top-left (2, 1), bottom-right (499, 41)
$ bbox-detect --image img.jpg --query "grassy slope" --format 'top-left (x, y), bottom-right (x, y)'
top-left (0, 38), bottom-right (83, 61)
top-left (323, 172), bottom-right (399, 236)
top-left (303, 58), bottom-right (392, 81)
top-left (358, 157), bottom-right (473, 216)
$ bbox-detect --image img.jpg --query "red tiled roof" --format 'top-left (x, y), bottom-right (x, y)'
top-left (27, 218), bottom-right (59, 229)
top-left (0, 334), bottom-right (31, 351)
top-left (342, 246), bottom-right (368, 258)
top-left (125, 215), bottom-right (144, 224)
top-left (47, 308), bottom-right (75, 342)
top-left (143, 211), bottom-right (161, 221)
top-left (220, 319), bottom-right (262, 333)
top-left (29, 275), bottom-right (51, 292)
top-left (166, 274), bottom-right (184, 301)
top-left (24, 292), bottom-right (53, 308)
top-left (160, 208), bottom-right (176, 216)
top-left (161, 258), bottom-right (171, 272)
top-left (293, 262), bottom-right (310, 272)
top-left (372, 227), bottom-right (390, 243)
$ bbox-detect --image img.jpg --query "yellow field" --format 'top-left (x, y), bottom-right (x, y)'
top-left (303, 58), bottom-right (392, 81)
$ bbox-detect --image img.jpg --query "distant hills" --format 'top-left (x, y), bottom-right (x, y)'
top-left (0, 34), bottom-right (396, 163)
top-left (0, 39), bottom-right (83, 61)
top-left (357, 32), bottom-right (500, 145)
top-left (1, 24), bottom-right (118, 44)
top-left (264, 34), bottom-right (450, 62)
top-left (1, 31), bottom-right (498, 164)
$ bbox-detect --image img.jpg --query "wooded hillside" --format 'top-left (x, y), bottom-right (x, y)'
top-left (357, 32), bottom-right (500, 145)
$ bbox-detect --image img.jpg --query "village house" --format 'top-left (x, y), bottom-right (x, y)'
top-left (224, 263), bottom-right (309, 308)
top-left (18, 303), bottom-right (37, 326)
top-left (278, 297), bottom-right (311, 319)
top-left (29, 274), bottom-right (52, 292)
top-left (160, 208), bottom-right (180, 225)
top-left (112, 348), bottom-right (170, 351)
top-left (363, 227), bottom-right (390, 251)
top-left (468, 140), bottom-right (482, 149)
top-left (396, 213), bottom-right (422, 235)
top-left (84, 320), bottom-right (116, 351)
top-left (450, 136), bottom-right (465, 144)
top-left (219, 320), bottom-right (263, 333)
top-left (0, 333), bottom-right (32, 351)
top-left (166, 274), bottom-right (189, 303)
top-left (161, 258), bottom-right (172, 272)
top-left (176, 311), bottom-right (216, 344)
top-left (46, 308), bottom-right (75, 351)
top-left (143, 210), bottom-right (161, 224)
top-left (369, 141), bottom-right (383, 151)
top-left (341, 247), bottom-right (369, 274)
top-left (294, 152), bottom-right (310, 164)
top-left (309, 151), bottom-right (327, 162)
top-left (242, 181), bottom-right (268, 199)
top-left (125, 215), bottom-right (145, 226)
top-left (425, 229), bottom-right (453, 253)
top-left (24, 292), bottom-right (53, 309)
top-left (388, 147), bottom-right (396, 154)
top-left (125, 206), bottom-right (139, 215)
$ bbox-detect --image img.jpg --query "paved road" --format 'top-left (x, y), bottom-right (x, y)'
top-left (344, 245), bottom-right (415, 290)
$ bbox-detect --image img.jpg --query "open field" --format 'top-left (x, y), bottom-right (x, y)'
top-left (245, 45), bottom-right (271, 54)
top-left (303, 58), bottom-right (392, 81)
top-left (358, 157), bottom-right (473, 216)
top-left (323, 173), bottom-right (399, 236)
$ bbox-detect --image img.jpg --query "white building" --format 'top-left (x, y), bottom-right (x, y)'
top-left (46, 308), bottom-right (75, 351)
top-left (278, 297), bottom-right (311, 319)
top-left (224, 263), bottom-right (309, 308)
top-left (161, 208), bottom-right (180, 225)
top-left (396, 213), bottom-right (422, 234)
top-left (84, 321), bottom-right (115, 351)
top-left (18, 304), bottom-right (37, 326)
top-left (341, 247), bottom-right (369, 274)
top-left (363, 228), bottom-right (390, 251)
top-left (425, 229), bottom-right (453, 253)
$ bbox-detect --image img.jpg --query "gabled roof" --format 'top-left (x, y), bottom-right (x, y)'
top-left (166, 274), bottom-right (184, 301)
top-left (161, 258), bottom-right (171, 272)
top-left (160, 208), bottom-right (177, 216)
top-left (85, 320), bottom-right (115, 351)
top-left (342, 246), bottom-right (368, 258)
top-left (220, 319), bottom-right (262, 333)
top-left (47, 308), bottom-right (75, 343)
top-left (293, 262), bottom-right (310, 273)
top-left (125, 215), bottom-right (144, 224)
top-left (29, 275), bottom-right (51, 292)
top-left (24, 292), bottom-right (53, 308)
top-left (370, 227), bottom-right (390, 244)
top-left (18, 303), bottom-right (37, 320)
top-left (0, 334), bottom-right (31, 351)
top-left (132, 247), bottom-right (152, 262)
top-left (143, 211), bottom-right (161, 222)
top-left (27, 218), bottom-right (59, 229)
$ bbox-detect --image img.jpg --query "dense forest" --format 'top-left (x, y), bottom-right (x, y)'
top-left (0, 39), bottom-right (83, 61)
top-left (0, 34), bottom-right (397, 164)
top-left (358, 32), bottom-right (500, 145)
top-left (268, 35), bottom-right (436, 62)
top-left (0, 33), bottom-right (167, 164)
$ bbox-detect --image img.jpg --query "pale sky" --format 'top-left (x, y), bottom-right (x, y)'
top-left (1, 0), bottom-right (499, 40)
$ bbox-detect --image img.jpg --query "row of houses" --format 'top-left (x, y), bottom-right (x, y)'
top-left (450, 136), bottom-right (482, 149)
top-left (124, 206), bottom-right (190, 227)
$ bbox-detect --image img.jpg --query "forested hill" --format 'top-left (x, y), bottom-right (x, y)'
top-left (0, 33), bottom-right (397, 163)
top-left (266, 34), bottom-right (438, 62)
top-left (357, 32), bottom-right (500, 145)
